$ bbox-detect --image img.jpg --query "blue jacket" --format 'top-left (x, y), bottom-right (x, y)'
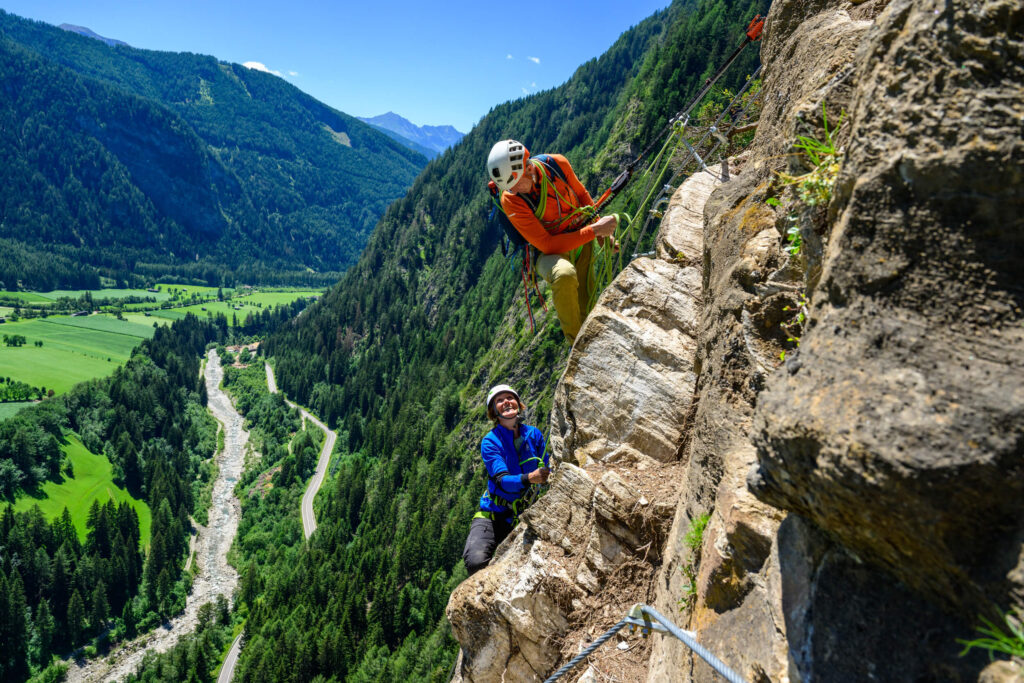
top-left (478, 423), bottom-right (547, 517)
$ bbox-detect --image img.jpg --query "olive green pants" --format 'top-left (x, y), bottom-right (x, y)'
top-left (535, 241), bottom-right (594, 343)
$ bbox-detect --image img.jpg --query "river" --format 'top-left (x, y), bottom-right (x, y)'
top-left (65, 350), bottom-right (245, 682)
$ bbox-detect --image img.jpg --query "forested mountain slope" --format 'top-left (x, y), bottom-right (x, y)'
top-left (0, 10), bottom-right (426, 290)
top-left (233, 0), bottom-right (764, 679)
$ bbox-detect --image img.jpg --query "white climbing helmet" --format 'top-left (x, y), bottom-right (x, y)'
top-left (487, 140), bottom-right (529, 192)
top-left (486, 384), bottom-right (521, 410)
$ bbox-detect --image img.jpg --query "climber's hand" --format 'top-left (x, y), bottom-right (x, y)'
top-left (527, 468), bottom-right (550, 485)
top-left (591, 215), bottom-right (617, 238)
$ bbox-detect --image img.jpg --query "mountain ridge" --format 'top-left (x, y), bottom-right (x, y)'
top-left (358, 111), bottom-right (464, 158)
top-left (58, 23), bottom-right (128, 47)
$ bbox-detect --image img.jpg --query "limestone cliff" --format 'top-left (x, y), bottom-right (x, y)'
top-left (447, 0), bottom-right (1023, 680)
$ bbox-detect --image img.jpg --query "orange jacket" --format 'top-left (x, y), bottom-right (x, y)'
top-left (500, 154), bottom-right (596, 255)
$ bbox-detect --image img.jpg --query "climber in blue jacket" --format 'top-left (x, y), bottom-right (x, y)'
top-left (462, 384), bottom-right (549, 574)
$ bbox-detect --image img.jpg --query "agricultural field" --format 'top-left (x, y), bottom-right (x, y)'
top-left (156, 284), bottom-right (221, 298)
top-left (0, 288), bottom-right (169, 309)
top-left (8, 434), bottom-right (152, 544)
top-left (0, 401), bottom-right (33, 420)
top-left (0, 288), bottom-right (320, 398)
top-left (0, 291), bottom-right (52, 304)
top-left (39, 288), bottom-right (170, 302)
top-left (0, 315), bottom-right (155, 394)
top-left (141, 289), bottom-right (322, 326)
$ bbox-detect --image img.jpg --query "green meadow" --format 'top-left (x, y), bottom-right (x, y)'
top-left (0, 315), bottom-right (154, 393)
top-left (0, 289), bottom-right (319, 398)
top-left (40, 288), bottom-right (170, 302)
top-left (0, 291), bottom-right (52, 304)
top-left (155, 284), bottom-right (221, 297)
top-left (0, 401), bottom-right (33, 420)
top-left (149, 290), bottom-right (322, 326)
top-left (10, 434), bottom-right (152, 545)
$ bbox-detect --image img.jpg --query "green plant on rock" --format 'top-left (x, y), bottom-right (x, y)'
top-left (783, 214), bottom-right (802, 257)
top-left (959, 607), bottom-right (1024, 666)
top-left (780, 102), bottom-right (845, 207)
top-left (779, 292), bottom-right (809, 361)
top-left (767, 102), bottom-right (844, 259)
top-left (678, 512), bottom-right (710, 611)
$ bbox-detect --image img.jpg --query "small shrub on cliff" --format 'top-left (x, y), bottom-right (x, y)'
top-left (780, 102), bottom-right (844, 207)
top-left (678, 512), bottom-right (710, 610)
top-left (959, 607), bottom-right (1024, 666)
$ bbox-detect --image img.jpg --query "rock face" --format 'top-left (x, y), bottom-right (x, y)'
top-left (447, 0), bottom-right (1023, 680)
top-left (750, 0), bottom-right (1024, 620)
top-left (447, 166), bottom-right (722, 682)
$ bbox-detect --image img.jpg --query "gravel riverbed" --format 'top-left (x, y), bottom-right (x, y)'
top-left (65, 351), bottom-right (246, 682)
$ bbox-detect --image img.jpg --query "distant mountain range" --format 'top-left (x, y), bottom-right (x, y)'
top-left (59, 23), bottom-right (128, 47)
top-left (358, 112), bottom-right (464, 158)
top-left (0, 10), bottom-right (426, 289)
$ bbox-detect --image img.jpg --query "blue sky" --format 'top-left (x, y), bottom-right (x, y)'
top-left (1, 0), bottom-right (671, 133)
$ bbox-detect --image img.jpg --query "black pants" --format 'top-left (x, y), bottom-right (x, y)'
top-left (462, 515), bottom-right (513, 575)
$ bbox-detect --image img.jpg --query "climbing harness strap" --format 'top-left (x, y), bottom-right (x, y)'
top-left (519, 156), bottom-right (598, 236)
top-left (480, 432), bottom-right (550, 525)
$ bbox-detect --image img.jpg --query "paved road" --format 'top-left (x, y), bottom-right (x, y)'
top-left (218, 634), bottom-right (243, 683)
top-left (264, 362), bottom-right (337, 539)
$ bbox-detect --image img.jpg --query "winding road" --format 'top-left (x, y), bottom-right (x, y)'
top-left (265, 362), bottom-right (337, 539)
top-left (65, 350), bottom-right (245, 682)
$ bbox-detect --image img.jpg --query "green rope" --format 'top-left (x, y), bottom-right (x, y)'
top-left (587, 124), bottom-right (691, 309)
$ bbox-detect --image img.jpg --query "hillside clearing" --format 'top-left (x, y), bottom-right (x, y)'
top-left (10, 434), bottom-right (152, 545)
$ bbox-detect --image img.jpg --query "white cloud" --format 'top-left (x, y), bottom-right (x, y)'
top-left (288, 71), bottom-right (299, 77)
top-left (527, 56), bottom-right (540, 64)
top-left (243, 61), bottom-right (282, 76)
top-left (506, 54), bottom-right (513, 60)
top-left (522, 87), bottom-right (529, 95)
top-left (531, 82), bottom-right (536, 88)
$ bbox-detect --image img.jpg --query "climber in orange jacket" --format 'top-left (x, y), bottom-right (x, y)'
top-left (487, 139), bottom-right (617, 343)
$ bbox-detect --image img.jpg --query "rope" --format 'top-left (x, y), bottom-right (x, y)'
top-left (626, 65), bottom-right (763, 261)
top-left (543, 618), bottom-right (630, 683)
top-left (540, 604), bottom-right (748, 683)
top-left (584, 65), bottom-right (763, 308)
top-left (636, 605), bottom-right (747, 683)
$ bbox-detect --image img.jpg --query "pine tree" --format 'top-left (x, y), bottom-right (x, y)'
top-left (0, 569), bottom-right (31, 680)
top-left (216, 594), bottom-right (230, 627)
top-left (67, 589), bottom-right (86, 646)
top-left (32, 598), bottom-right (55, 667)
top-left (122, 600), bottom-right (137, 639)
top-left (91, 579), bottom-right (109, 631)
top-left (86, 498), bottom-right (112, 558)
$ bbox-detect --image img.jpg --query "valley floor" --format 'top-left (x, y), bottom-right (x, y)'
top-left (63, 351), bottom-right (245, 682)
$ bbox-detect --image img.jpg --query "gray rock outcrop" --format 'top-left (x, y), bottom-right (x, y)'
top-left (750, 0), bottom-right (1024, 618)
